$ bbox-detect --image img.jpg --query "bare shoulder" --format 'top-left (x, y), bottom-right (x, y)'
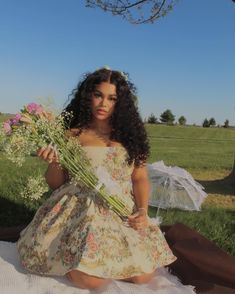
top-left (65, 128), bottom-right (84, 143)
top-left (66, 128), bottom-right (96, 146)
top-left (66, 128), bottom-right (82, 136)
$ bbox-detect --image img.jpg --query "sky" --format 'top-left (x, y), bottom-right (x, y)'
top-left (0, 0), bottom-right (234, 126)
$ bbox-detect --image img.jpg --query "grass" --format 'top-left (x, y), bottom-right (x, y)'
top-left (0, 114), bottom-right (13, 123)
top-left (0, 122), bottom-right (235, 256)
top-left (146, 124), bottom-right (235, 172)
top-left (148, 207), bottom-right (235, 256)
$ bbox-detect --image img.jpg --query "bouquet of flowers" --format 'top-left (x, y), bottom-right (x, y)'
top-left (0, 103), bottom-right (132, 218)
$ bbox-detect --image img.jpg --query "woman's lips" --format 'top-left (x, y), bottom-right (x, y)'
top-left (97, 109), bottom-right (107, 114)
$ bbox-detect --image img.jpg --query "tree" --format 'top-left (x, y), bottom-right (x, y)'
top-left (202, 118), bottom-right (210, 128)
top-left (178, 116), bottom-right (186, 126)
top-left (147, 113), bottom-right (158, 124)
top-left (224, 119), bottom-right (229, 128)
top-left (85, 0), bottom-right (176, 24)
top-left (160, 109), bottom-right (175, 125)
top-left (209, 117), bottom-right (216, 127)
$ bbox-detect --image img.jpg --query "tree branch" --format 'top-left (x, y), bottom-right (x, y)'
top-left (85, 0), bottom-right (177, 24)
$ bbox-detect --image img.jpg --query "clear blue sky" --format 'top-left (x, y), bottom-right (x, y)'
top-left (0, 0), bottom-right (234, 126)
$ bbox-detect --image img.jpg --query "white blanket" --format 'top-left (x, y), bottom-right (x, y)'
top-left (0, 241), bottom-right (195, 294)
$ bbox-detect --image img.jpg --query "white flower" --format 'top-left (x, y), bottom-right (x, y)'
top-left (20, 174), bottom-right (48, 201)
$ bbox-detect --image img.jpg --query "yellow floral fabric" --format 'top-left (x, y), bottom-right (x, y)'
top-left (17, 146), bottom-right (176, 278)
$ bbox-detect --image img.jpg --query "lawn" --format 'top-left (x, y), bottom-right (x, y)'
top-left (0, 122), bottom-right (235, 256)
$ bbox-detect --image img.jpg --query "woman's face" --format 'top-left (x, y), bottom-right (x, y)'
top-left (90, 82), bottom-right (117, 122)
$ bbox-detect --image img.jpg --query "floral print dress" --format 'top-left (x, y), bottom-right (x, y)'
top-left (17, 146), bottom-right (176, 279)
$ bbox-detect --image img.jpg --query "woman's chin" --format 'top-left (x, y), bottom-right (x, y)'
top-left (94, 114), bottom-right (110, 121)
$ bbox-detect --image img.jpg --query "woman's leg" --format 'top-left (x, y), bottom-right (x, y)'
top-left (121, 270), bottom-right (155, 284)
top-left (66, 269), bottom-right (109, 289)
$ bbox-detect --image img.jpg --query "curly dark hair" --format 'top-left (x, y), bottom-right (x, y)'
top-left (63, 68), bottom-right (150, 167)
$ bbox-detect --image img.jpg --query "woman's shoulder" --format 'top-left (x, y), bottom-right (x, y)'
top-left (65, 128), bottom-right (84, 144)
top-left (66, 128), bottom-right (82, 137)
top-left (66, 128), bottom-right (96, 146)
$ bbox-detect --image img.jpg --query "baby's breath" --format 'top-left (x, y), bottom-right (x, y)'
top-left (1, 103), bottom-right (132, 217)
top-left (20, 174), bottom-right (48, 201)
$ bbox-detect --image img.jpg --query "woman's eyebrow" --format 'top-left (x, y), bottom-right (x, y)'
top-left (94, 90), bottom-right (117, 97)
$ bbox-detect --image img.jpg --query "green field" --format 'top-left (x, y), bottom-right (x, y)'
top-left (0, 114), bottom-right (13, 122)
top-left (0, 120), bottom-right (235, 256)
top-left (146, 124), bottom-right (235, 173)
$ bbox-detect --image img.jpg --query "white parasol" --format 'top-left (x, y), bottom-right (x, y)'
top-left (147, 161), bottom-right (207, 211)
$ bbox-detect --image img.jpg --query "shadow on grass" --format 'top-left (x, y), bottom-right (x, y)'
top-left (0, 197), bottom-right (35, 227)
top-left (0, 197), bottom-right (35, 241)
top-left (198, 165), bottom-right (235, 196)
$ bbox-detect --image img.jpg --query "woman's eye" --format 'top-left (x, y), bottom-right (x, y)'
top-left (94, 93), bottom-right (101, 98)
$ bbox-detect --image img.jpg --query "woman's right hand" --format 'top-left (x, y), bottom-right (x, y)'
top-left (37, 143), bottom-right (59, 163)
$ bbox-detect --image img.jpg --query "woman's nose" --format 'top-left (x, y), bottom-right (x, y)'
top-left (100, 98), bottom-right (108, 106)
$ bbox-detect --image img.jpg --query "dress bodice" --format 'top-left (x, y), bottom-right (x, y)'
top-left (82, 146), bottom-right (135, 207)
top-left (82, 146), bottom-right (134, 180)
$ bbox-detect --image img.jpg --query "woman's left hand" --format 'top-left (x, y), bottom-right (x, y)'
top-left (128, 208), bottom-right (149, 231)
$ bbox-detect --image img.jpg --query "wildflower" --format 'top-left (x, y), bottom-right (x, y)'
top-left (20, 113), bottom-right (33, 124)
top-left (1, 102), bottom-right (132, 218)
top-left (11, 113), bottom-right (22, 125)
top-left (25, 103), bottom-right (43, 115)
top-left (3, 121), bottom-right (12, 134)
top-left (20, 175), bottom-right (48, 201)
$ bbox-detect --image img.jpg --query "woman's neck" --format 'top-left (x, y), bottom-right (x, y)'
top-left (90, 120), bottom-right (111, 134)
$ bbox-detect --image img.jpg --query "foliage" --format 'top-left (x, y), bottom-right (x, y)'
top-left (178, 115), bottom-right (186, 126)
top-left (147, 113), bottom-right (158, 124)
top-left (160, 109), bottom-right (175, 125)
top-left (203, 117), bottom-right (217, 128)
top-left (209, 117), bottom-right (216, 126)
top-left (85, 0), bottom-right (177, 24)
top-left (224, 119), bottom-right (229, 128)
top-left (202, 118), bottom-right (210, 128)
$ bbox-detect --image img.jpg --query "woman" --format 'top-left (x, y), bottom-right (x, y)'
top-left (17, 68), bottom-right (176, 289)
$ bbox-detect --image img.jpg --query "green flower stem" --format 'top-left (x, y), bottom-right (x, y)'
top-left (38, 121), bottom-right (132, 217)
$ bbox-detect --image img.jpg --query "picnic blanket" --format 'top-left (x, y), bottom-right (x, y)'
top-left (0, 240), bottom-right (195, 294)
top-left (1, 223), bottom-right (235, 293)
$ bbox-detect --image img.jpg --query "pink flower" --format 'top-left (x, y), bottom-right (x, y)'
top-left (25, 103), bottom-right (44, 115)
top-left (3, 121), bottom-right (12, 134)
top-left (11, 114), bottom-right (21, 125)
top-left (86, 233), bottom-right (95, 243)
top-left (52, 203), bottom-right (62, 213)
top-left (14, 113), bottom-right (21, 122)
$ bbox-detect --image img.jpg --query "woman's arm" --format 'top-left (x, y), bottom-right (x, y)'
top-left (128, 163), bottom-right (150, 230)
top-left (45, 162), bottom-right (69, 190)
top-left (37, 145), bottom-right (69, 190)
top-left (131, 163), bottom-right (151, 211)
